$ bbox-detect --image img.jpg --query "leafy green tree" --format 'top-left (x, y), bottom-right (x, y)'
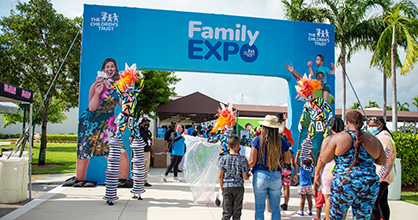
top-left (398, 102), bottom-right (410, 111)
top-left (317, 0), bottom-right (390, 120)
top-left (387, 101), bottom-right (410, 111)
top-left (373, 0), bottom-right (418, 130)
top-left (413, 95), bottom-right (418, 108)
top-left (350, 101), bottom-right (361, 109)
top-left (281, 0), bottom-right (328, 22)
top-left (0, 0), bottom-right (81, 165)
top-left (365, 100), bottom-right (380, 109)
top-left (135, 70), bottom-right (180, 118)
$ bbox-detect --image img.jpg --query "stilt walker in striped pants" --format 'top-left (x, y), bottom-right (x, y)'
top-left (103, 63), bottom-right (146, 205)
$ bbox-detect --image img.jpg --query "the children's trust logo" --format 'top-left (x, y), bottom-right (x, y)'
top-left (90, 12), bottom-right (119, 31)
top-left (308, 28), bottom-right (330, 47)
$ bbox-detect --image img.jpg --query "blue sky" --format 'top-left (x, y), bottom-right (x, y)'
top-left (1, 0), bottom-right (417, 134)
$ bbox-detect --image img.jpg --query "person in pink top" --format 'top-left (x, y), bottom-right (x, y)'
top-left (368, 117), bottom-right (396, 220)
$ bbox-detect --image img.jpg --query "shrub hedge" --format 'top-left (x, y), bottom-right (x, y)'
top-left (46, 134), bottom-right (77, 143)
top-left (392, 132), bottom-right (418, 186)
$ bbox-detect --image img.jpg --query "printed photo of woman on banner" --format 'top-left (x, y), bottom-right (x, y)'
top-left (65, 58), bottom-right (131, 187)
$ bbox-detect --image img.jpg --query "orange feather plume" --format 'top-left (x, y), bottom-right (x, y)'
top-left (210, 103), bottom-right (237, 133)
top-left (295, 74), bottom-right (322, 99)
top-left (115, 63), bottom-right (142, 92)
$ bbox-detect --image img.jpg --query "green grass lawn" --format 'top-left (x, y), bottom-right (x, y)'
top-left (401, 192), bottom-right (418, 206)
top-left (1, 142), bottom-right (76, 174)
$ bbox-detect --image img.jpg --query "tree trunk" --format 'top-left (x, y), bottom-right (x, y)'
top-left (391, 23), bottom-right (397, 131)
top-left (383, 71), bottom-right (387, 121)
top-left (341, 48), bottom-right (347, 121)
top-left (38, 99), bottom-right (50, 165)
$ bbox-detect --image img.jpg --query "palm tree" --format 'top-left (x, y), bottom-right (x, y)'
top-left (365, 100), bottom-right (381, 109)
top-left (282, 0), bottom-right (328, 22)
top-left (387, 101), bottom-right (410, 111)
top-left (316, 0), bottom-right (390, 121)
top-left (413, 95), bottom-right (418, 108)
top-left (374, 0), bottom-right (418, 130)
top-left (368, 17), bottom-right (398, 121)
top-left (350, 101), bottom-right (361, 109)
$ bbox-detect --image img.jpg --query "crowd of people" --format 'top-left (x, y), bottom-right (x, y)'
top-left (71, 58), bottom-right (397, 218)
top-left (213, 111), bottom-right (396, 220)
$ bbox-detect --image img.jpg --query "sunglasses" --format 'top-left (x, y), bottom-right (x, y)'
top-left (368, 117), bottom-right (382, 125)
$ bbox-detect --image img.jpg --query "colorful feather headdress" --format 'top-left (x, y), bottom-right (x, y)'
top-left (115, 63), bottom-right (143, 92)
top-left (295, 74), bottom-right (322, 99)
top-left (210, 103), bottom-right (237, 133)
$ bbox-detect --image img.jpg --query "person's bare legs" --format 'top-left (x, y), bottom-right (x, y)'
top-left (300, 194), bottom-right (305, 212)
top-left (316, 207), bottom-right (322, 220)
top-left (307, 195), bottom-right (313, 213)
top-left (266, 198), bottom-right (271, 212)
top-left (324, 194), bottom-right (331, 220)
top-left (76, 158), bottom-right (90, 181)
top-left (283, 185), bottom-right (290, 205)
top-left (119, 151), bottom-right (129, 180)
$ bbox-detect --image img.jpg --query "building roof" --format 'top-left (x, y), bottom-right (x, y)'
top-left (156, 92), bottom-right (418, 123)
top-left (156, 91), bottom-right (223, 123)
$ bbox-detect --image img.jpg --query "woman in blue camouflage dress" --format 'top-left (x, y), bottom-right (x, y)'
top-left (74, 58), bottom-right (129, 187)
top-left (321, 110), bottom-right (386, 220)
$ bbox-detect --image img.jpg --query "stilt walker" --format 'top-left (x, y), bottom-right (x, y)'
top-left (296, 74), bottom-right (332, 159)
top-left (103, 63), bottom-right (146, 205)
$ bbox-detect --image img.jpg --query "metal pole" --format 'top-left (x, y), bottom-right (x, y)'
top-left (403, 121), bottom-right (406, 133)
top-left (28, 103), bottom-right (33, 200)
top-left (346, 72), bottom-right (368, 120)
top-left (236, 110), bottom-right (239, 136)
top-left (22, 104), bottom-right (27, 132)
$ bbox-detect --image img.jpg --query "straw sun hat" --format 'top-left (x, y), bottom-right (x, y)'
top-left (258, 115), bottom-right (280, 128)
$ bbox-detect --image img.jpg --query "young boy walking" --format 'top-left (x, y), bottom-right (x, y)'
top-left (218, 135), bottom-right (250, 220)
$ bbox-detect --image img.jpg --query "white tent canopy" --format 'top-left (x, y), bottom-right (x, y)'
top-left (0, 102), bottom-right (20, 114)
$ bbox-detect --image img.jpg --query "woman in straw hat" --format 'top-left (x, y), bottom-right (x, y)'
top-left (248, 115), bottom-right (291, 220)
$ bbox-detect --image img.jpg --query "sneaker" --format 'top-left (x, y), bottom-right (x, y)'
top-left (307, 210), bottom-right (313, 216)
top-left (264, 211), bottom-right (272, 219)
top-left (73, 181), bottom-right (86, 187)
top-left (84, 181), bottom-right (96, 187)
top-left (144, 182), bottom-right (152, 187)
top-left (215, 198), bottom-right (221, 207)
top-left (118, 179), bottom-right (127, 187)
top-left (297, 211), bottom-right (304, 216)
top-left (174, 177), bottom-right (182, 182)
top-left (62, 176), bottom-right (76, 187)
top-left (161, 174), bottom-right (167, 182)
top-left (281, 203), bottom-right (288, 210)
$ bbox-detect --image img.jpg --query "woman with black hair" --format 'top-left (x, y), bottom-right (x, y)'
top-left (321, 110), bottom-right (386, 219)
top-left (368, 117), bottom-right (396, 220)
top-left (314, 116), bottom-right (345, 220)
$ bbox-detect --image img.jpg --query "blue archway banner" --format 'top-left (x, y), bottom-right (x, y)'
top-left (79, 4), bottom-right (335, 183)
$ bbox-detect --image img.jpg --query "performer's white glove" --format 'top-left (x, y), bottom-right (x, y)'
top-left (298, 123), bottom-right (302, 132)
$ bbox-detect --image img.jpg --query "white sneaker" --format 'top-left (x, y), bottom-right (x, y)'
top-left (161, 174), bottom-right (167, 182)
top-left (174, 177), bottom-right (182, 182)
top-left (264, 211), bottom-right (272, 219)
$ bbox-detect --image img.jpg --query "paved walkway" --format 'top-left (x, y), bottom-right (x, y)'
top-left (1, 168), bottom-right (417, 220)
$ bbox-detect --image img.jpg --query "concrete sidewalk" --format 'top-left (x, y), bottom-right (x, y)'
top-left (1, 168), bottom-right (417, 220)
